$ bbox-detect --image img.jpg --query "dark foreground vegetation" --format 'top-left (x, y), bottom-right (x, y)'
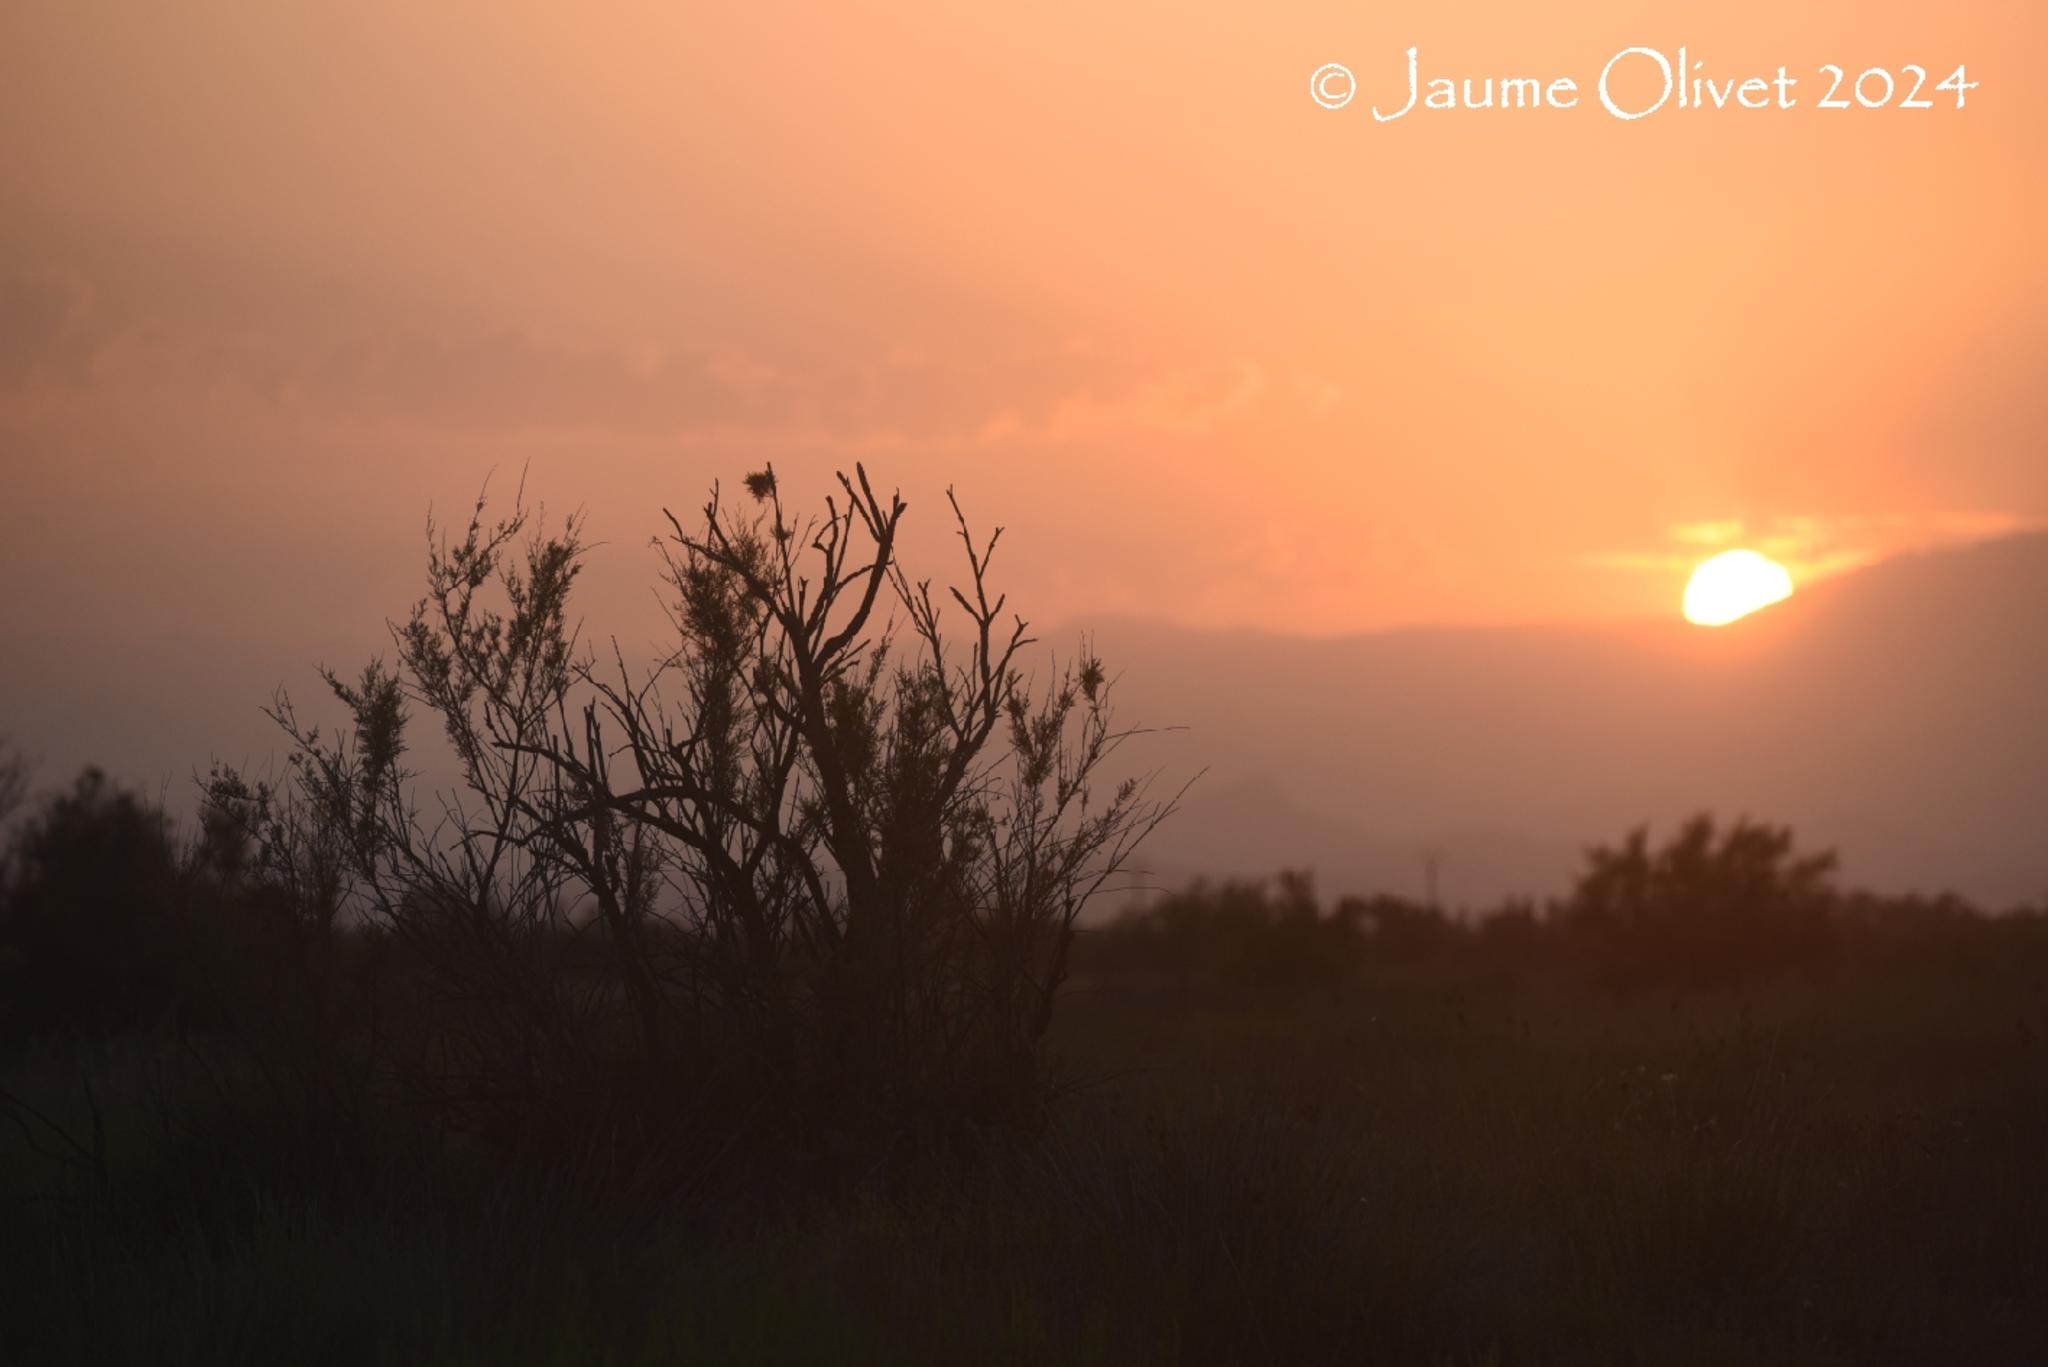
top-left (5, 847), bottom-right (2045, 1365)
top-left (3, 470), bottom-right (2045, 1364)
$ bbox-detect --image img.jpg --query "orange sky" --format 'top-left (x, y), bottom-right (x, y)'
top-left (3, 0), bottom-right (2045, 661)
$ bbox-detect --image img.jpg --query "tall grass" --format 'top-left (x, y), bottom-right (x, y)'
top-left (7, 963), bottom-right (2044, 1365)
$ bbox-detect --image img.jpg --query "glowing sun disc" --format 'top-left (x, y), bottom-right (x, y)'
top-left (1682, 549), bottom-right (1793, 626)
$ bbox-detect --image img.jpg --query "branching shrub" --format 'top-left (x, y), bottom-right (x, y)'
top-left (220, 465), bottom-right (1176, 1166)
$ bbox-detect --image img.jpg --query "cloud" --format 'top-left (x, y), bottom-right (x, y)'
top-left (1670, 518), bottom-right (1745, 547)
top-left (1589, 510), bottom-right (2044, 584)
top-left (0, 260), bottom-right (1316, 449)
top-left (298, 328), bottom-right (791, 432)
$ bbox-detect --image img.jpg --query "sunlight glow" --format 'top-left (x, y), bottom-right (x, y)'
top-left (1682, 549), bottom-right (1793, 626)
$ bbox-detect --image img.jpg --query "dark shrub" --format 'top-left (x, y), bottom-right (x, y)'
top-left (0, 769), bottom-right (185, 1038)
top-left (208, 466), bottom-right (1177, 1174)
top-left (1561, 814), bottom-right (1837, 986)
top-left (1088, 872), bottom-right (1393, 1002)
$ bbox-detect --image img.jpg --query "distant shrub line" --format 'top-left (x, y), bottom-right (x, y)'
top-left (1079, 815), bottom-right (2047, 1000)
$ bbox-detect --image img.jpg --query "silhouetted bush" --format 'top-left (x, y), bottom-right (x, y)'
top-left (1559, 814), bottom-right (1838, 986)
top-left (204, 466), bottom-right (1175, 1176)
top-left (0, 764), bottom-right (337, 1048)
top-left (0, 770), bottom-right (188, 1038)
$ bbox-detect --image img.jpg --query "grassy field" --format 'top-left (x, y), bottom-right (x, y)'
top-left (7, 960), bottom-right (2046, 1365)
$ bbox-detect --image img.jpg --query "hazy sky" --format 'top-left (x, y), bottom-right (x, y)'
top-left (2, 0), bottom-right (2044, 702)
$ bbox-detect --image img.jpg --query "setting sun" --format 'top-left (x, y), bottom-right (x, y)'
top-left (1682, 549), bottom-right (1794, 626)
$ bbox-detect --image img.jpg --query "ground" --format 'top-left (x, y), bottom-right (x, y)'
top-left (6, 961), bottom-right (2045, 1365)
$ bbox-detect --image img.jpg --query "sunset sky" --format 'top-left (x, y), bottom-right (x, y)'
top-left (3, 0), bottom-right (2044, 721)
